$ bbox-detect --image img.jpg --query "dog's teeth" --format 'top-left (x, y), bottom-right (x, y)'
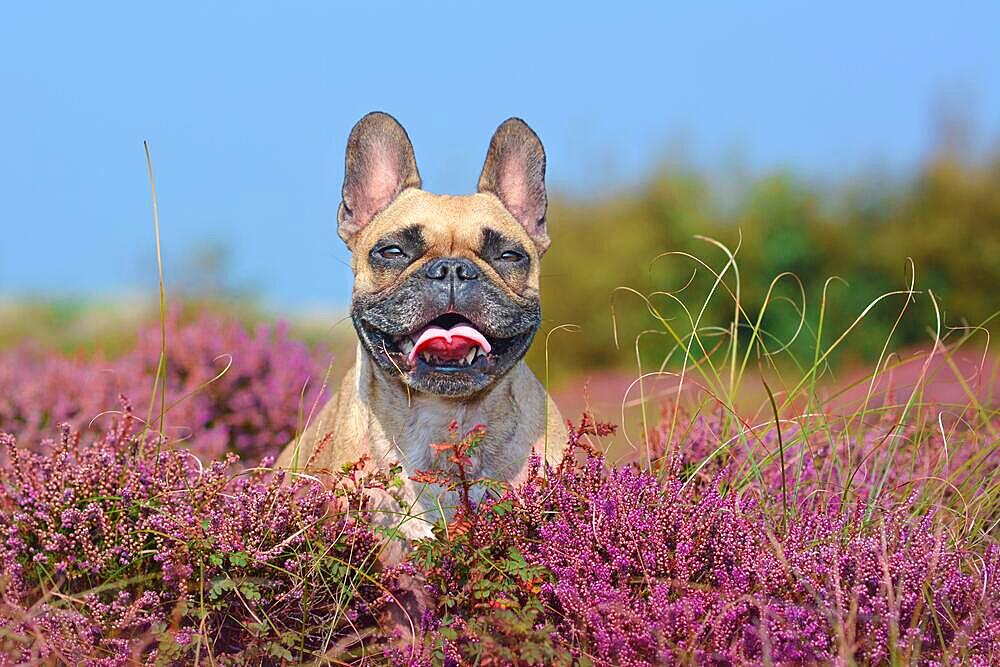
top-left (464, 347), bottom-right (478, 365)
top-left (399, 338), bottom-right (414, 354)
top-left (421, 352), bottom-right (431, 363)
top-left (475, 347), bottom-right (487, 359)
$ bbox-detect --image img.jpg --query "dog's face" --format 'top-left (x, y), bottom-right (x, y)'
top-left (337, 113), bottom-right (551, 397)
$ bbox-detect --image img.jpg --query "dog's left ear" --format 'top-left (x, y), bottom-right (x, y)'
top-left (338, 112), bottom-right (422, 245)
top-left (478, 118), bottom-right (550, 254)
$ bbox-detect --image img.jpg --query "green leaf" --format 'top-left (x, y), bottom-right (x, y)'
top-left (228, 551), bottom-right (249, 568)
top-left (208, 577), bottom-right (234, 601)
top-left (240, 580), bottom-right (261, 601)
top-left (492, 500), bottom-right (513, 516)
top-left (507, 546), bottom-right (527, 565)
top-left (268, 643), bottom-right (294, 661)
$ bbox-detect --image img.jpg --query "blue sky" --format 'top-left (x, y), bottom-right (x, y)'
top-left (1, 2), bottom-right (998, 308)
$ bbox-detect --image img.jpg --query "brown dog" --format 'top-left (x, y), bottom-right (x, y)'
top-left (277, 112), bottom-right (566, 542)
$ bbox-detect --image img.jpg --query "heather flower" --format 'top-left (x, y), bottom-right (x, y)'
top-left (0, 309), bottom-right (328, 462)
top-left (0, 400), bottom-right (395, 664)
top-left (648, 402), bottom-right (1000, 517)
top-left (1, 313), bottom-right (996, 664)
top-left (400, 417), bottom-right (999, 666)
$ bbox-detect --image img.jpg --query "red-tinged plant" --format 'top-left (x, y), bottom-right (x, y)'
top-left (390, 421), bottom-right (577, 666)
top-left (409, 420), bottom-right (489, 541)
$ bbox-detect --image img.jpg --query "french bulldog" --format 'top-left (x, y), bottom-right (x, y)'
top-left (277, 112), bottom-right (566, 541)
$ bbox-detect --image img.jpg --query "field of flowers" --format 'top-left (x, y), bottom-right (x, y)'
top-left (1, 288), bottom-right (998, 664)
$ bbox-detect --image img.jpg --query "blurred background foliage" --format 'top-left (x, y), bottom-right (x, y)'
top-left (527, 147), bottom-right (1000, 384)
top-left (2, 146), bottom-right (997, 389)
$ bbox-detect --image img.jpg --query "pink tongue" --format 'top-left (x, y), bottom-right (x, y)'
top-left (408, 324), bottom-right (492, 364)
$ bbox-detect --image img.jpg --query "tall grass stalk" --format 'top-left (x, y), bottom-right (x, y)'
top-left (615, 234), bottom-right (998, 538)
top-left (142, 140), bottom-right (168, 455)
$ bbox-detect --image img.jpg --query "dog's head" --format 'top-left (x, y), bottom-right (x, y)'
top-left (338, 112), bottom-right (550, 397)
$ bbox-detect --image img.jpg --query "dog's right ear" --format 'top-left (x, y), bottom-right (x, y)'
top-left (338, 112), bottom-right (422, 245)
top-left (478, 118), bottom-right (550, 254)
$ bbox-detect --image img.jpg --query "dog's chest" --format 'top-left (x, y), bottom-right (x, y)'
top-left (352, 356), bottom-right (533, 527)
top-left (397, 399), bottom-right (500, 476)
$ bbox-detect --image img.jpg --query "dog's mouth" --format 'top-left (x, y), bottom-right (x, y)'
top-left (357, 310), bottom-right (537, 394)
top-left (385, 312), bottom-right (530, 373)
top-left (395, 313), bottom-right (492, 370)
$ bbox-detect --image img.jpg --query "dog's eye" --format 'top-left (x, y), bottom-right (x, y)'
top-left (499, 250), bottom-right (524, 262)
top-left (375, 245), bottom-right (407, 260)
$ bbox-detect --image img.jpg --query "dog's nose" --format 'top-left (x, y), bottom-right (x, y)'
top-left (424, 257), bottom-right (480, 282)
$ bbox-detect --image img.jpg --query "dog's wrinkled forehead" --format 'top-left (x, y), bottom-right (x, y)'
top-left (350, 189), bottom-right (540, 293)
